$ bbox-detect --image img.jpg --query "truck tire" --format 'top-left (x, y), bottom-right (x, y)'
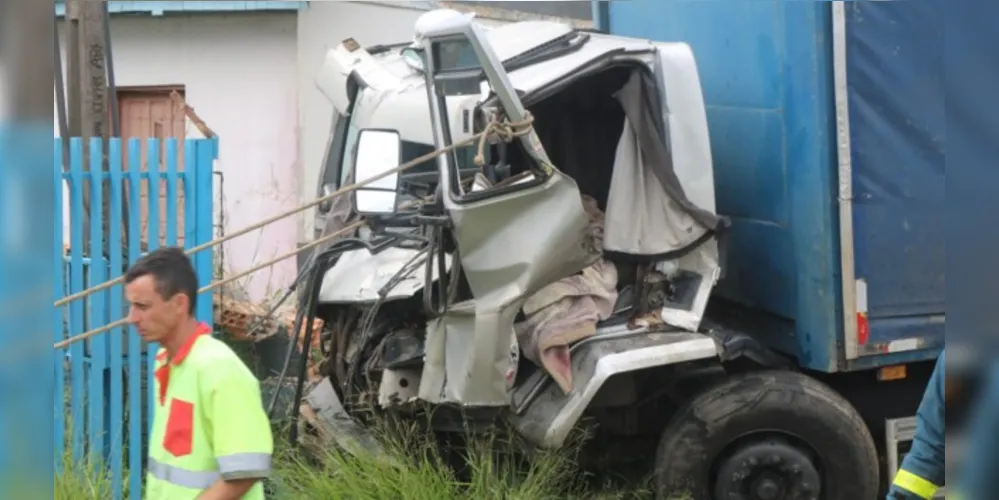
top-left (653, 370), bottom-right (879, 500)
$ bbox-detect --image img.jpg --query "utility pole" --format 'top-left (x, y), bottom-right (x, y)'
top-left (65, 0), bottom-right (112, 255)
top-left (65, 0), bottom-right (81, 137)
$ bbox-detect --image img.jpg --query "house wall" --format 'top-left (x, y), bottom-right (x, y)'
top-left (56, 12), bottom-right (300, 302)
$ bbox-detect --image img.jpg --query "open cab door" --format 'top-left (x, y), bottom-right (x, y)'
top-left (410, 10), bottom-right (600, 406)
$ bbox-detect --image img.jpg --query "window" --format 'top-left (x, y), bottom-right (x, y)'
top-left (432, 39), bottom-right (480, 72)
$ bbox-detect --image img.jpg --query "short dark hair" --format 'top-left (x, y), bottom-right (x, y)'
top-left (124, 246), bottom-right (199, 314)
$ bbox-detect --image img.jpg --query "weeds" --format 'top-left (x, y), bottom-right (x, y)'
top-left (267, 416), bottom-right (654, 500)
top-left (56, 368), bottom-right (654, 499)
top-left (54, 448), bottom-right (126, 500)
top-left (56, 420), bottom-right (653, 500)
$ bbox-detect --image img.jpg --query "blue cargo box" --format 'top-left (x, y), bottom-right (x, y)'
top-left (597, 1), bottom-right (943, 372)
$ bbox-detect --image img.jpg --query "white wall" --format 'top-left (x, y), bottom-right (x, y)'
top-left (295, 1), bottom-right (511, 242)
top-left (57, 13), bottom-right (300, 302)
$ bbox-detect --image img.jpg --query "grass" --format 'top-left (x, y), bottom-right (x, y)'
top-left (55, 448), bottom-right (124, 500)
top-left (54, 338), bottom-right (658, 499)
top-left (268, 417), bottom-right (654, 500)
top-left (56, 417), bottom-right (654, 500)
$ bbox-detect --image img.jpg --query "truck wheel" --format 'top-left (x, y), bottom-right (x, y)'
top-left (653, 370), bottom-right (878, 500)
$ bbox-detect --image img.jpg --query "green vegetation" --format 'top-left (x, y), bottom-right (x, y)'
top-left (268, 419), bottom-right (652, 500)
top-left (55, 336), bottom-right (661, 499)
top-left (56, 420), bottom-right (653, 499)
top-left (55, 448), bottom-right (127, 500)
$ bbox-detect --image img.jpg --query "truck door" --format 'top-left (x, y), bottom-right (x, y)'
top-left (413, 10), bottom-right (600, 405)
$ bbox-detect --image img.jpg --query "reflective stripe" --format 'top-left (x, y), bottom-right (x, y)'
top-left (217, 452), bottom-right (272, 480)
top-left (148, 457), bottom-right (220, 490)
top-left (892, 469), bottom-right (939, 499)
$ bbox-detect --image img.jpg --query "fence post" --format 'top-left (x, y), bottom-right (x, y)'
top-left (195, 139), bottom-right (216, 325)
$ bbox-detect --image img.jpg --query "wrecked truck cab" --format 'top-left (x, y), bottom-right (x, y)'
top-left (306, 9), bottom-right (726, 451)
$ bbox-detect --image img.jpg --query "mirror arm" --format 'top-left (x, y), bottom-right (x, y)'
top-left (410, 214), bottom-right (451, 228)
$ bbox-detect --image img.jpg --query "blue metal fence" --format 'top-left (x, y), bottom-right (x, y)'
top-left (54, 136), bottom-right (216, 499)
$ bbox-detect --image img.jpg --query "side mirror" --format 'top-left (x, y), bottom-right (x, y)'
top-left (353, 129), bottom-right (402, 214)
top-left (317, 183), bottom-right (336, 214)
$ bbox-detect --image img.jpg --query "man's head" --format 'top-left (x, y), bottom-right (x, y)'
top-left (124, 247), bottom-right (198, 343)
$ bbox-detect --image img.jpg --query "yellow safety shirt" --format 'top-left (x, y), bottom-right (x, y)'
top-left (145, 322), bottom-right (273, 500)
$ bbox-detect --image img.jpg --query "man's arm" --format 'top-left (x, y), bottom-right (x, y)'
top-left (887, 351), bottom-right (946, 500)
top-left (196, 478), bottom-right (259, 500)
top-left (198, 362), bottom-right (274, 500)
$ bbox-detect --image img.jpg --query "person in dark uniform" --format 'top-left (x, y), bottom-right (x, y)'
top-left (949, 359), bottom-right (999, 500)
top-left (887, 351), bottom-right (945, 499)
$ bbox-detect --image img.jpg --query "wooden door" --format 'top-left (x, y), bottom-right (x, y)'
top-left (118, 86), bottom-right (187, 247)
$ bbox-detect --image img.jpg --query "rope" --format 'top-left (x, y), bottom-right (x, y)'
top-left (53, 113), bottom-right (534, 309)
top-left (474, 112), bottom-right (533, 167)
top-left (53, 220), bottom-right (363, 349)
top-left (52, 113), bottom-right (535, 349)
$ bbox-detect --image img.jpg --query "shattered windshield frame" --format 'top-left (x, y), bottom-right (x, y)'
top-left (341, 86), bottom-right (483, 206)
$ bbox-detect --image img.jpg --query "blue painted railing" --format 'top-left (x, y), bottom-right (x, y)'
top-left (54, 137), bottom-right (215, 499)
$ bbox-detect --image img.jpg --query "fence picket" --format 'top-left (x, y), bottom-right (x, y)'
top-left (68, 137), bottom-right (86, 463)
top-left (145, 138), bottom-right (161, 437)
top-left (108, 137), bottom-right (125, 499)
top-left (87, 137), bottom-right (108, 463)
top-left (125, 137), bottom-right (143, 500)
top-left (53, 139), bottom-right (65, 470)
top-left (55, 136), bottom-right (216, 499)
top-left (194, 139), bottom-right (215, 322)
top-left (165, 138), bottom-right (178, 247)
top-left (183, 140), bottom-right (197, 251)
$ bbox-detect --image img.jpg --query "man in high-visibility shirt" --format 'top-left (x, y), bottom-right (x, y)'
top-left (124, 247), bottom-right (273, 500)
top-left (887, 350), bottom-right (945, 500)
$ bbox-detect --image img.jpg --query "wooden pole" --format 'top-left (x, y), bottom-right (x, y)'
top-left (64, 0), bottom-right (89, 250)
top-left (65, 0), bottom-right (82, 137)
top-left (68, 0), bottom-right (113, 255)
top-left (79, 1), bottom-right (109, 142)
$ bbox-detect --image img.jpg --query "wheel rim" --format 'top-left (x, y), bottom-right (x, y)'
top-left (713, 436), bottom-right (821, 500)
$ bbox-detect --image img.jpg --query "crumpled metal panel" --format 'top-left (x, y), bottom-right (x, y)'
top-left (426, 170), bottom-right (599, 406)
top-left (317, 247), bottom-right (452, 304)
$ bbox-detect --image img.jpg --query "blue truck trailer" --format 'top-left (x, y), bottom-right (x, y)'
top-left (596, 0), bottom-right (944, 494)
